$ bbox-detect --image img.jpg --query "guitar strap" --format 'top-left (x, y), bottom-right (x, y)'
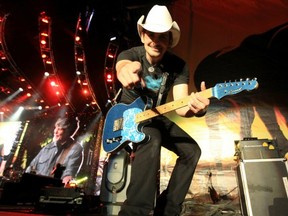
top-left (127, 72), bottom-right (169, 160)
top-left (156, 72), bottom-right (169, 106)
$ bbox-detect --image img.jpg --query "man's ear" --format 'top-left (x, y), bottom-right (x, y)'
top-left (169, 32), bottom-right (173, 47)
top-left (140, 31), bottom-right (145, 43)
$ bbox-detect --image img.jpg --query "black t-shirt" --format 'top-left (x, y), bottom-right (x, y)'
top-left (117, 46), bottom-right (189, 107)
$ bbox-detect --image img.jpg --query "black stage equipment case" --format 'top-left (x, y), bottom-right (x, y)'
top-left (235, 138), bottom-right (288, 216)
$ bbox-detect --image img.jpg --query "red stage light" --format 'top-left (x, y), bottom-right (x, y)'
top-left (106, 73), bottom-right (113, 82)
top-left (41, 39), bottom-right (46, 45)
top-left (83, 89), bottom-right (88, 95)
top-left (50, 81), bottom-right (56, 86)
top-left (41, 53), bottom-right (47, 58)
top-left (40, 32), bottom-right (48, 37)
top-left (41, 18), bottom-right (49, 23)
top-left (107, 53), bottom-right (114, 58)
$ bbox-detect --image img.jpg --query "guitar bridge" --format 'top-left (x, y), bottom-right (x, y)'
top-left (106, 136), bottom-right (122, 144)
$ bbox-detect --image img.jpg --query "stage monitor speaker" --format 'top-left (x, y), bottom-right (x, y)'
top-left (236, 158), bottom-right (288, 216)
top-left (100, 150), bottom-right (131, 215)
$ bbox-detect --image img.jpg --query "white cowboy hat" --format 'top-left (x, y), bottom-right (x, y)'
top-left (137, 5), bottom-right (181, 48)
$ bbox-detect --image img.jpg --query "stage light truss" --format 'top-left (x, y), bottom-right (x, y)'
top-left (0, 14), bottom-right (44, 119)
top-left (74, 13), bottom-right (101, 111)
top-left (38, 12), bottom-right (75, 111)
top-left (104, 42), bottom-right (118, 100)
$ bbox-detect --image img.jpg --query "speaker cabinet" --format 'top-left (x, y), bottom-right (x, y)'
top-left (236, 158), bottom-right (288, 216)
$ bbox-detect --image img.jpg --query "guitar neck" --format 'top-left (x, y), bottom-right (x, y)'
top-left (135, 88), bottom-right (213, 123)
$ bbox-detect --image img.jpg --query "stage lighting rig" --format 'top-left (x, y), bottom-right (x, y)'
top-left (74, 13), bottom-right (100, 111)
top-left (38, 11), bottom-right (74, 112)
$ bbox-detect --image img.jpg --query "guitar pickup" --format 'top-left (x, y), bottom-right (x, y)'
top-left (113, 118), bottom-right (123, 131)
top-left (106, 136), bottom-right (122, 144)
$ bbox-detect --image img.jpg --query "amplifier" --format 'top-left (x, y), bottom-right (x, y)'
top-left (234, 138), bottom-right (280, 160)
top-left (236, 158), bottom-right (288, 216)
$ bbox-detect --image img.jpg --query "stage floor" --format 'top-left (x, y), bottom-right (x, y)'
top-left (0, 197), bottom-right (241, 216)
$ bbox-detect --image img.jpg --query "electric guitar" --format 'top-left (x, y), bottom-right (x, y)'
top-left (102, 78), bottom-right (258, 153)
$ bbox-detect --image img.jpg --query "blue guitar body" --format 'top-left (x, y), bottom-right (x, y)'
top-left (102, 97), bottom-right (151, 153)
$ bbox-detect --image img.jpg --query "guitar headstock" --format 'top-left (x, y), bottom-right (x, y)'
top-left (213, 78), bottom-right (259, 100)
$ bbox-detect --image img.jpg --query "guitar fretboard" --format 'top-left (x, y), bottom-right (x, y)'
top-left (135, 88), bottom-right (213, 123)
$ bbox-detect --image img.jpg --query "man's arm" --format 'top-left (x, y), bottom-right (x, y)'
top-left (61, 144), bottom-right (84, 185)
top-left (25, 149), bottom-right (42, 173)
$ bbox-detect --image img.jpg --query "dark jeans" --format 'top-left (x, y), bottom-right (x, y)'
top-left (118, 116), bottom-right (201, 216)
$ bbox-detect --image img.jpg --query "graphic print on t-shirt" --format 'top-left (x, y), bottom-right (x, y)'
top-left (144, 75), bottom-right (163, 93)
